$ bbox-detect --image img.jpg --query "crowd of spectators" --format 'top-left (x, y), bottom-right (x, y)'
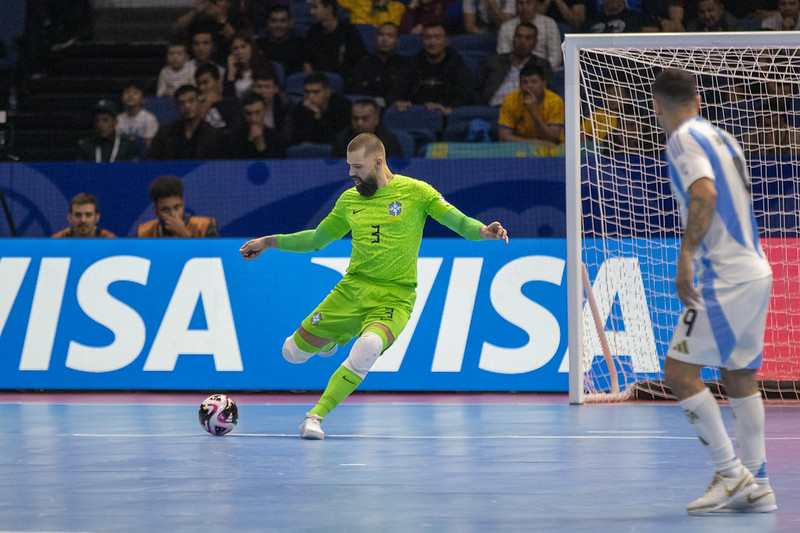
top-left (55, 0), bottom-right (798, 163)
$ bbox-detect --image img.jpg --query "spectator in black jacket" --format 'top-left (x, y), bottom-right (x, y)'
top-left (303, 0), bottom-right (367, 77)
top-left (387, 23), bottom-right (472, 115)
top-left (195, 62), bottom-right (241, 133)
top-left (289, 72), bottom-right (352, 145)
top-left (226, 93), bottom-right (285, 159)
top-left (250, 67), bottom-right (293, 147)
top-left (346, 22), bottom-right (406, 107)
top-left (332, 99), bottom-right (403, 157)
top-left (478, 21), bottom-right (552, 106)
top-left (148, 85), bottom-right (225, 160)
top-left (257, 5), bottom-right (304, 75)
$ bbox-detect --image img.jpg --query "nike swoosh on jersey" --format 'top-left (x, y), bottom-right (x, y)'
top-left (352, 208), bottom-right (365, 214)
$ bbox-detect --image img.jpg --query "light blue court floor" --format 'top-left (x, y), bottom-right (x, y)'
top-left (0, 392), bottom-right (798, 533)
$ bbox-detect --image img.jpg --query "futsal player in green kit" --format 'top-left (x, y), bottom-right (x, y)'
top-left (239, 133), bottom-right (509, 439)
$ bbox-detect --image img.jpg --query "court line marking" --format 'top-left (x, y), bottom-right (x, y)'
top-left (49, 433), bottom-right (800, 440)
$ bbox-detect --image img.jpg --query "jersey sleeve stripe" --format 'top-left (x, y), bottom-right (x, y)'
top-left (687, 128), bottom-right (749, 250)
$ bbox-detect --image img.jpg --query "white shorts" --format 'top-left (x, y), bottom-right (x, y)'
top-left (667, 275), bottom-right (772, 370)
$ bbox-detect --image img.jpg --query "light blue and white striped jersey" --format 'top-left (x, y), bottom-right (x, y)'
top-left (666, 116), bottom-right (772, 287)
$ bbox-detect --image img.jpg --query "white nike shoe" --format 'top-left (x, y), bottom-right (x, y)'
top-left (722, 478), bottom-right (777, 513)
top-left (687, 467), bottom-right (757, 515)
top-left (318, 345), bottom-right (338, 358)
top-left (299, 413), bottom-right (324, 440)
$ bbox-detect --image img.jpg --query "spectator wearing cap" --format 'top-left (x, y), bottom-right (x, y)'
top-left (148, 85), bottom-right (225, 160)
top-left (77, 99), bottom-right (141, 162)
top-left (52, 193), bottom-right (116, 238)
top-left (116, 80), bottom-right (160, 149)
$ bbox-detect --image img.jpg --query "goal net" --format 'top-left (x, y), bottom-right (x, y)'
top-left (564, 33), bottom-right (800, 404)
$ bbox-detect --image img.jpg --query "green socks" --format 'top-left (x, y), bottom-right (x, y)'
top-left (309, 366), bottom-right (363, 418)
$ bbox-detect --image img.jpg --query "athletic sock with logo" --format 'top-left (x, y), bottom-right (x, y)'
top-left (679, 387), bottom-right (740, 475)
top-left (308, 366), bottom-right (363, 418)
top-left (729, 392), bottom-right (768, 480)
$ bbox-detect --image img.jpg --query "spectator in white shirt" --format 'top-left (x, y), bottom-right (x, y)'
top-left (116, 80), bottom-right (159, 149)
top-left (496, 0), bottom-right (562, 70)
top-left (762, 0), bottom-right (800, 31)
top-left (157, 41), bottom-right (196, 98)
top-left (463, 0), bottom-right (517, 34)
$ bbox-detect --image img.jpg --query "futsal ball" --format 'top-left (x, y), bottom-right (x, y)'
top-left (198, 394), bottom-right (239, 436)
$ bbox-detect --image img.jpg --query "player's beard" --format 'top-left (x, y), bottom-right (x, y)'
top-left (354, 173), bottom-right (378, 197)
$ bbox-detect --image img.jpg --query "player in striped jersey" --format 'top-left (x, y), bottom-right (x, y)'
top-left (239, 132), bottom-right (508, 439)
top-left (652, 68), bottom-right (776, 515)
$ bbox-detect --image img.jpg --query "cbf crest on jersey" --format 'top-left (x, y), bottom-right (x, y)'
top-left (389, 201), bottom-right (402, 216)
top-left (311, 312), bottom-right (322, 325)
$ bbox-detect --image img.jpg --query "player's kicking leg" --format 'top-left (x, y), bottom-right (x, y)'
top-left (718, 368), bottom-right (777, 513)
top-left (664, 357), bottom-right (758, 514)
top-left (298, 323), bottom-right (393, 440)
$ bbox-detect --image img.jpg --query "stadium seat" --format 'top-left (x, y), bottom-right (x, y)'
top-left (346, 94), bottom-right (378, 105)
top-left (290, 0), bottom-right (312, 37)
top-left (449, 34), bottom-right (496, 55)
top-left (271, 61), bottom-right (286, 88)
top-left (286, 71), bottom-right (344, 98)
top-left (286, 143), bottom-right (334, 158)
top-left (459, 50), bottom-right (489, 85)
top-left (354, 24), bottom-right (377, 55)
top-left (144, 97), bottom-right (179, 125)
top-left (382, 105), bottom-right (445, 134)
top-left (0, 0), bottom-right (27, 72)
top-left (397, 34), bottom-right (422, 56)
top-left (444, 106), bottom-right (500, 140)
top-left (390, 129), bottom-right (415, 158)
top-left (550, 69), bottom-right (565, 99)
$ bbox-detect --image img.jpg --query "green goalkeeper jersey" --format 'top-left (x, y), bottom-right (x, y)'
top-left (277, 174), bottom-right (484, 287)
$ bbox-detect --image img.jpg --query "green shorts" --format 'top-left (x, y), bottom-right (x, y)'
top-left (300, 274), bottom-right (416, 347)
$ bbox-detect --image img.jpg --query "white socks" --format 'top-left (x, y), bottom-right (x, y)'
top-left (730, 392), bottom-right (767, 480)
top-left (679, 388), bottom-right (740, 475)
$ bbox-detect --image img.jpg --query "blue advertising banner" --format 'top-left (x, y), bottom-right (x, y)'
top-left (0, 238), bottom-right (569, 391)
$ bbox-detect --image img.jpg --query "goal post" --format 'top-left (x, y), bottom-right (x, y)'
top-left (564, 32), bottom-right (800, 404)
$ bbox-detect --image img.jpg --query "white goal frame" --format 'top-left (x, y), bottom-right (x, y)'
top-left (564, 32), bottom-right (800, 405)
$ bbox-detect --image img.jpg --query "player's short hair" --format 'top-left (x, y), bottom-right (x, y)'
top-left (304, 72), bottom-right (330, 88)
top-left (317, 0), bottom-right (338, 16)
top-left (253, 66), bottom-right (279, 84)
top-left (347, 132), bottom-right (385, 157)
top-left (195, 62), bottom-right (220, 81)
top-left (269, 4), bottom-right (291, 17)
top-left (516, 21), bottom-right (538, 35)
top-left (422, 22), bottom-right (447, 35)
top-left (352, 98), bottom-right (379, 110)
top-left (378, 21), bottom-right (400, 33)
top-left (69, 193), bottom-right (98, 213)
top-left (240, 92), bottom-right (266, 107)
top-left (652, 68), bottom-right (697, 109)
top-left (174, 84), bottom-right (199, 101)
top-left (520, 63), bottom-right (545, 80)
top-left (167, 39), bottom-right (188, 52)
top-left (149, 176), bottom-right (184, 203)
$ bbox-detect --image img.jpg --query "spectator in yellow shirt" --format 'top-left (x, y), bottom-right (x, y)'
top-left (582, 83), bottom-right (627, 144)
top-left (339, 0), bottom-right (406, 27)
top-left (498, 63), bottom-right (564, 144)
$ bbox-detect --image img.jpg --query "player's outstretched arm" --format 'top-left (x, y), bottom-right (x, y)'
top-left (239, 235), bottom-right (277, 260)
top-left (479, 221), bottom-right (509, 244)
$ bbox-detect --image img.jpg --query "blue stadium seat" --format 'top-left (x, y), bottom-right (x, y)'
top-left (271, 61), bottom-right (286, 88)
top-left (443, 107), bottom-right (499, 142)
top-left (0, 0), bottom-right (27, 72)
top-left (354, 24), bottom-right (377, 55)
top-left (286, 71), bottom-right (345, 98)
top-left (550, 69), bottom-right (565, 99)
top-left (459, 50), bottom-right (490, 85)
top-left (449, 34), bottom-right (496, 55)
top-left (382, 105), bottom-right (445, 134)
top-left (346, 94), bottom-right (378, 104)
top-left (397, 34), bottom-right (422, 56)
top-left (290, 0), bottom-right (312, 37)
top-left (390, 129), bottom-right (415, 158)
top-left (286, 143), bottom-right (334, 159)
top-left (144, 97), bottom-right (179, 125)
